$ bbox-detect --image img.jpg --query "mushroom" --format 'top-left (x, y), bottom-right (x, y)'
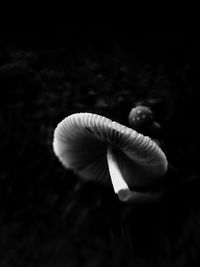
top-left (128, 105), bottom-right (161, 131)
top-left (53, 113), bottom-right (168, 202)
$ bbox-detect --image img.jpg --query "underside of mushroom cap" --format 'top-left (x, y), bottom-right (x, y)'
top-left (53, 113), bottom-right (168, 188)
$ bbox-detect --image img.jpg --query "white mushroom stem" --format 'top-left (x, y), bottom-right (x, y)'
top-left (106, 147), bottom-right (162, 202)
top-left (107, 147), bottom-right (134, 202)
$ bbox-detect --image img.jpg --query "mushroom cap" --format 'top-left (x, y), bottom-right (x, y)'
top-left (53, 113), bottom-right (168, 188)
top-left (128, 105), bottom-right (154, 129)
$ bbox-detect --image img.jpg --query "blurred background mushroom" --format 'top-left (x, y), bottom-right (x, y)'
top-left (1, 29), bottom-right (200, 266)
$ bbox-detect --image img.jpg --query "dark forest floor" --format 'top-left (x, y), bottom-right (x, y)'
top-left (0, 30), bottom-right (200, 266)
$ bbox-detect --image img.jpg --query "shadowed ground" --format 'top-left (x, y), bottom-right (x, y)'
top-left (0, 30), bottom-right (200, 266)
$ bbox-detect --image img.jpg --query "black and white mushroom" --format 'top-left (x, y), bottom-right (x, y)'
top-left (53, 113), bottom-right (168, 202)
top-left (128, 105), bottom-right (161, 131)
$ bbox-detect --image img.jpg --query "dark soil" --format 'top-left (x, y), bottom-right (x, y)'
top-left (0, 30), bottom-right (200, 266)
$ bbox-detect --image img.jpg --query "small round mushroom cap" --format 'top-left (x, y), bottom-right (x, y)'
top-left (128, 105), bottom-right (154, 129)
top-left (53, 113), bottom-right (168, 191)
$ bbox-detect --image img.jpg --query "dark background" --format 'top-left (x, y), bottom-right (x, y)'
top-left (0, 29), bottom-right (200, 266)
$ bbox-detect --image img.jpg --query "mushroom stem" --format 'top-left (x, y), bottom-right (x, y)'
top-left (106, 147), bottom-right (162, 202)
top-left (107, 147), bottom-right (134, 202)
